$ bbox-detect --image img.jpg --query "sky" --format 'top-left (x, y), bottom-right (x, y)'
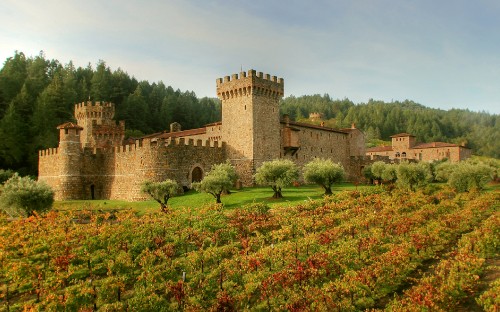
top-left (1, 0), bottom-right (499, 114)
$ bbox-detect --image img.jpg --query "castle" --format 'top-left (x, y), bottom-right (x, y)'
top-left (38, 70), bottom-right (368, 201)
top-left (366, 133), bottom-right (471, 162)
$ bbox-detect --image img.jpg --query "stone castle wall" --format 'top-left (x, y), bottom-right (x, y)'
top-left (280, 124), bottom-right (351, 177)
top-left (39, 138), bottom-right (226, 201)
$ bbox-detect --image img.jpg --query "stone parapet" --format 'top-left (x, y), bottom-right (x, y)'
top-left (216, 69), bottom-right (284, 100)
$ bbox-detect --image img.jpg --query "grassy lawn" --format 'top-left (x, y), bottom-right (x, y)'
top-left (53, 183), bottom-right (363, 214)
top-left (51, 180), bottom-right (500, 215)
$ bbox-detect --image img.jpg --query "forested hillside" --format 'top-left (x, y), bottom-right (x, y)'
top-left (280, 95), bottom-right (499, 158)
top-left (0, 52), bottom-right (221, 175)
top-left (0, 51), bottom-right (498, 176)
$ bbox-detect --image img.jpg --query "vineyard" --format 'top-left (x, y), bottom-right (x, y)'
top-left (0, 187), bottom-right (498, 311)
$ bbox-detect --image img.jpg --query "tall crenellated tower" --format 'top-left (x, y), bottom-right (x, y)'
top-left (56, 122), bottom-right (84, 199)
top-left (216, 69), bottom-right (284, 185)
top-left (74, 101), bottom-right (125, 148)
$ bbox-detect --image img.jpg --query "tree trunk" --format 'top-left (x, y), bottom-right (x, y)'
top-left (324, 187), bottom-right (333, 195)
top-left (160, 203), bottom-right (168, 213)
top-left (216, 194), bottom-right (222, 204)
top-left (272, 187), bottom-right (283, 198)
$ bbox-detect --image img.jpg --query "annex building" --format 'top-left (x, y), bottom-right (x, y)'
top-left (366, 133), bottom-right (472, 163)
top-left (38, 69), bottom-right (368, 201)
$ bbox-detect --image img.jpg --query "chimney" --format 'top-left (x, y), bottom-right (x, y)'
top-left (283, 114), bottom-right (290, 126)
top-left (351, 123), bottom-right (356, 129)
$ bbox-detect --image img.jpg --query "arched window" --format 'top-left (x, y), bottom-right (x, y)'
top-left (395, 152), bottom-right (400, 157)
top-left (402, 152), bottom-right (407, 158)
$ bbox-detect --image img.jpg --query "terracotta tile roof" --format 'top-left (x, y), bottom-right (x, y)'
top-left (155, 127), bottom-right (207, 139)
top-left (366, 145), bottom-right (393, 152)
top-left (390, 133), bottom-right (415, 138)
top-left (281, 120), bottom-right (349, 134)
top-left (57, 122), bottom-right (83, 130)
top-left (204, 121), bottom-right (222, 127)
top-left (412, 142), bottom-right (460, 149)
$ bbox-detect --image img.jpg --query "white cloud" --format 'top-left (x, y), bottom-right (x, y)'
top-left (0, 0), bottom-right (499, 113)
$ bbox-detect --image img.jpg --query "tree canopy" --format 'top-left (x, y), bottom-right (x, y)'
top-left (254, 159), bottom-right (299, 198)
top-left (303, 158), bottom-right (345, 195)
top-left (280, 95), bottom-right (499, 158)
top-left (0, 52), bottom-right (221, 175)
top-left (141, 179), bottom-right (180, 213)
top-left (0, 173), bottom-right (54, 217)
top-left (192, 162), bottom-right (238, 204)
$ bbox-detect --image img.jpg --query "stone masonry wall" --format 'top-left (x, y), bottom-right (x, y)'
top-left (280, 124), bottom-right (351, 178)
top-left (39, 138), bottom-right (226, 201)
top-left (217, 69), bottom-right (284, 185)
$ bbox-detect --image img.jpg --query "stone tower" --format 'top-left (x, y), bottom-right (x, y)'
top-left (56, 122), bottom-right (83, 199)
top-left (74, 101), bottom-right (125, 148)
top-left (216, 69), bottom-right (284, 185)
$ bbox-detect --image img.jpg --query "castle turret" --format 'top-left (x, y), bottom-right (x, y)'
top-left (217, 69), bottom-right (284, 185)
top-left (74, 101), bottom-right (125, 148)
top-left (56, 122), bottom-right (84, 199)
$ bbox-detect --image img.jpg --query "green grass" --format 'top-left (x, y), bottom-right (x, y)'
top-left (53, 183), bottom-right (362, 214)
top-left (51, 181), bottom-right (500, 215)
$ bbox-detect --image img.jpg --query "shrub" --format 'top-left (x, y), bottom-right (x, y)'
top-left (0, 174), bottom-right (54, 217)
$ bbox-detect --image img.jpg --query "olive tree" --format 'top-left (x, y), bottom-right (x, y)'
top-left (0, 174), bottom-right (54, 217)
top-left (370, 161), bottom-right (387, 184)
top-left (396, 162), bottom-right (433, 191)
top-left (254, 159), bottom-right (299, 198)
top-left (192, 162), bottom-right (238, 204)
top-left (448, 162), bottom-right (493, 192)
top-left (434, 161), bottom-right (457, 182)
top-left (141, 179), bottom-right (180, 213)
top-left (381, 164), bottom-right (398, 184)
top-left (303, 158), bottom-right (345, 195)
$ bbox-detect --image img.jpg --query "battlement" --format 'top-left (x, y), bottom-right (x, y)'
top-left (75, 101), bottom-right (115, 110)
top-left (75, 101), bottom-right (116, 121)
top-left (81, 137), bottom-right (226, 156)
top-left (39, 147), bottom-right (60, 157)
top-left (216, 69), bottom-right (284, 100)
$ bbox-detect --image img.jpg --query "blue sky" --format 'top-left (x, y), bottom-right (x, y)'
top-left (1, 0), bottom-right (499, 114)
